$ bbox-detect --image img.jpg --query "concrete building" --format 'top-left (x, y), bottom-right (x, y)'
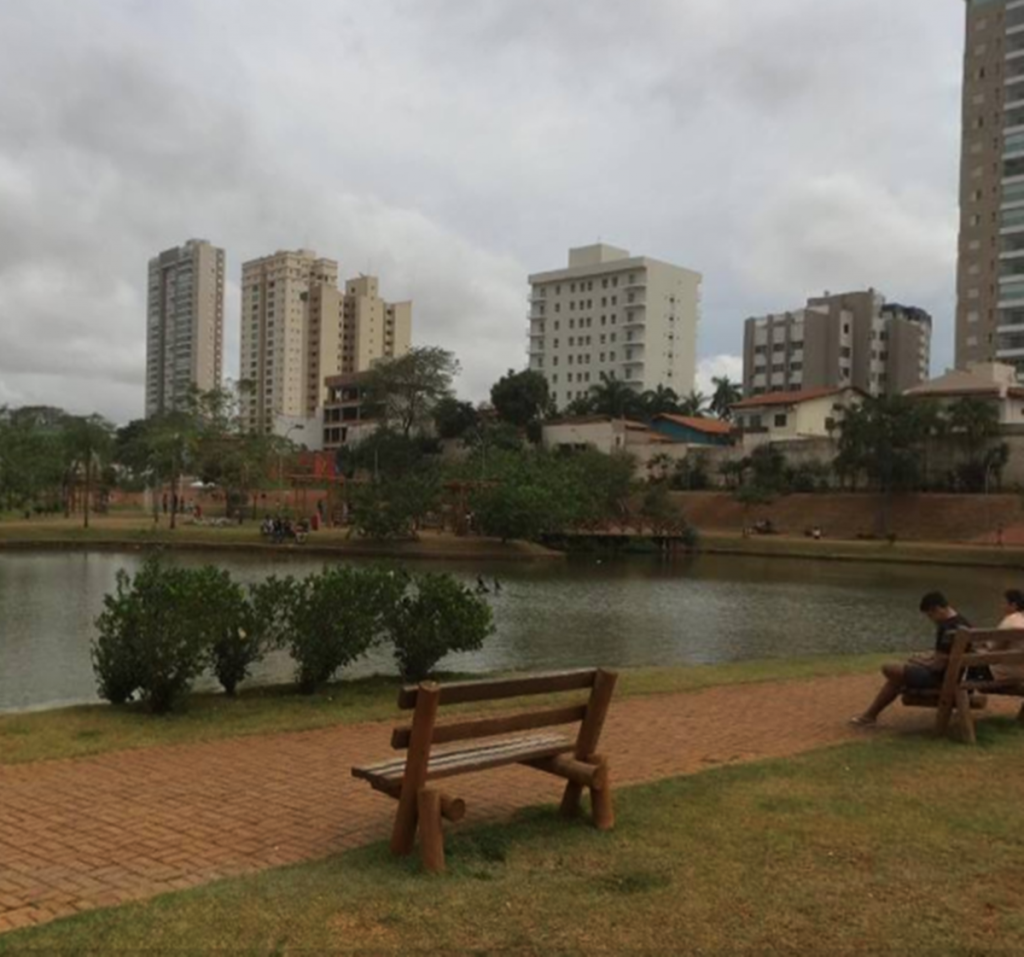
top-left (527, 244), bottom-right (701, 411)
top-left (742, 290), bottom-right (931, 399)
top-left (650, 415), bottom-right (734, 447)
top-left (731, 387), bottom-right (864, 445)
top-left (341, 276), bottom-right (412, 375)
top-left (906, 361), bottom-right (1024, 425)
top-left (321, 372), bottom-right (379, 452)
top-left (240, 250), bottom-right (411, 436)
top-left (956, 0), bottom-right (1024, 373)
top-left (145, 239), bottom-right (225, 417)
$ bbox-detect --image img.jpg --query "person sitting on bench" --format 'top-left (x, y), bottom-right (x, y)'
top-left (850, 591), bottom-right (971, 727)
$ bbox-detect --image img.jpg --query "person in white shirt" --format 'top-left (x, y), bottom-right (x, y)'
top-left (992, 589), bottom-right (1024, 683)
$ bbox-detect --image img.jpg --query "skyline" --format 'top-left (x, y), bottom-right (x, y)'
top-left (0, 0), bottom-right (962, 424)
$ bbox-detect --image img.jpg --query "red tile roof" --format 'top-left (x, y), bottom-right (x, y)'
top-left (731, 388), bottom-right (853, 410)
top-left (654, 414), bottom-right (733, 436)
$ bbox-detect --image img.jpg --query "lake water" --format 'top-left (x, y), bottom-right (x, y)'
top-left (0, 549), bottom-right (1019, 714)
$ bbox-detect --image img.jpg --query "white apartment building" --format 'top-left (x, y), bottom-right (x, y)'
top-left (240, 249), bottom-right (412, 436)
top-left (145, 239), bottom-right (225, 417)
top-left (527, 244), bottom-right (701, 410)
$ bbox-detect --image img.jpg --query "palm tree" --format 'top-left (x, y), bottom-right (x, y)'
top-left (710, 377), bottom-right (743, 421)
top-left (678, 390), bottom-right (709, 418)
top-left (589, 375), bottom-right (642, 418)
top-left (639, 385), bottom-right (680, 419)
top-left (62, 415), bottom-right (114, 528)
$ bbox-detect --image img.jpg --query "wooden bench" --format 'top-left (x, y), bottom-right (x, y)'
top-left (352, 668), bottom-right (618, 872)
top-left (901, 628), bottom-right (1024, 744)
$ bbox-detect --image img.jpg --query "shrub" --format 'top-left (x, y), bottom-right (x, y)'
top-left (189, 566), bottom-right (260, 697)
top-left (387, 573), bottom-right (494, 682)
top-left (282, 566), bottom-right (405, 694)
top-left (91, 558), bottom-right (211, 713)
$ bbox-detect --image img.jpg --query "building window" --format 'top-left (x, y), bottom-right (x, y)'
top-left (774, 414), bottom-right (788, 428)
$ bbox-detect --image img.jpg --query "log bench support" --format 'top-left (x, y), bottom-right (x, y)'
top-left (354, 668), bottom-right (619, 873)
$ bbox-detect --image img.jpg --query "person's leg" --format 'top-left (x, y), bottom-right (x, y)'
top-left (853, 663), bottom-right (907, 724)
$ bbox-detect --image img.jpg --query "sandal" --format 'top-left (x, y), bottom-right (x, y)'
top-left (848, 715), bottom-right (876, 727)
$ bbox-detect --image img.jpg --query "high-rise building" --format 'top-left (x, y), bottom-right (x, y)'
top-left (957, 0), bottom-right (1024, 373)
top-left (240, 249), bottom-right (412, 435)
top-left (527, 244), bottom-right (701, 411)
top-left (145, 239), bottom-right (224, 417)
top-left (341, 276), bottom-right (412, 375)
top-left (742, 290), bottom-right (931, 398)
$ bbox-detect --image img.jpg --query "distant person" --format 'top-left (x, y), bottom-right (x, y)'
top-left (476, 575), bottom-right (489, 594)
top-left (850, 591), bottom-right (970, 727)
top-left (493, 578), bottom-right (502, 594)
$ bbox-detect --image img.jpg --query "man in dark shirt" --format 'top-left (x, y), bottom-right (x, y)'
top-left (851, 592), bottom-right (970, 727)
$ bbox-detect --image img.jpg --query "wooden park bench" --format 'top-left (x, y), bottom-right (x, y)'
top-left (902, 628), bottom-right (1024, 744)
top-left (352, 668), bottom-right (618, 872)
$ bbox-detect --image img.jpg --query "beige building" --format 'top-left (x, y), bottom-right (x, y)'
top-left (957, 1), bottom-right (1024, 372)
top-left (240, 250), bottom-right (411, 435)
top-left (145, 239), bottom-right (225, 417)
top-left (731, 387), bottom-right (863, 446)
top-left (907, 361), bottom-right (1024, 425)
top-left (742, 290), bottom-right (930, 399)
top-left (527, 244), bottom-right (701, 411)
top-left (342, 276), bottom-right (412, 375)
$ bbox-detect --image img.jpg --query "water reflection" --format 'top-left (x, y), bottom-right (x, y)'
top-left (0, 550), bottom-right (1017, 713)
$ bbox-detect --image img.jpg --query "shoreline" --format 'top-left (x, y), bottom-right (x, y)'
top-left (0, 535), bottom-right (564, 563)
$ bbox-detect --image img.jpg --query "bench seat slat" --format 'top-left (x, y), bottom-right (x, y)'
top-left (398, 670), bottom-right (596, 710)
top-left (352, 732), bottom-right (573, 787)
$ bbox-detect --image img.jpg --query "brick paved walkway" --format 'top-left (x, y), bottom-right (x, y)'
top-left (1, 673), bottom-right (1016, 934)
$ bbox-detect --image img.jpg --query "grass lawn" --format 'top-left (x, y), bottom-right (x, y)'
top-left (0, 654), bottom-right (891, 766)
top-left (4, 720), bottom-right (1023, 955)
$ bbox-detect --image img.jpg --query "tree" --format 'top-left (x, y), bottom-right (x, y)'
top-left (62, 415), bottom-right (115, 528)
top-left (362, 347), bottom-right (459, 437)
top-left (836, 396), bottom-right (939, 533)
top-left (563, 394), bottom-right (597, 417)
top-left (678, 390), bottom-right (710, 418)
top-left (639, 385), bottom-right (680, 419)
top-left (710, 377), bottom-right (743, 421)
top-left (945, 397), bottom-right (1001, 492)
top-left (490, 369), bottom-right (551, 434)
top-left (433, 397), bottom-right (479, 441)
top-left (589, 374), bottom-right (641, 418)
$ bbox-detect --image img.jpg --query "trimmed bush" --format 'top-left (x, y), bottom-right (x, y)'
top-left (387, 573), bottom-right (494, 682)
top-left (190, 567), bottom-right (261, 697)
top-left (91, 558), bottom-right (211, 713)
top-left (281, 566), bottom-right (405, 694)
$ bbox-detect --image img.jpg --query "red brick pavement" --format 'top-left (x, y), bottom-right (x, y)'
top-left (1, 673), bottom-right (1015, 934)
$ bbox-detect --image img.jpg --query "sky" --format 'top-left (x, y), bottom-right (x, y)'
top-left (0, 0), bottom-right (964, 424)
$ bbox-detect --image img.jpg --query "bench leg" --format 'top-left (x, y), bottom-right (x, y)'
top-left (935, 696), bottom-right (955, 737)
top-left (590, 755), bottom-right (614, 831)
top-left (955, 690), bottom-right (977, 745)
top-left (390, 791), bottom-right (419, 857)
top-left (559, 782), bottom-right (584, 819)
top-left (418, 788), bottom-right (445, 874)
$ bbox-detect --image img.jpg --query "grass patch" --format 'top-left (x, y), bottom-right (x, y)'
top-left (0, 654), bottom-right (890, 766)
top-left (4, 723), bottom-right (1024, 955)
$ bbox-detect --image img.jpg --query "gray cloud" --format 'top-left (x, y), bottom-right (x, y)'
top-left (0, 0), bottom-right (962, 422)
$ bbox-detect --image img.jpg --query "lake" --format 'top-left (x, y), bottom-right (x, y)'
top-left (1, 549), bottom-right (1019, 713)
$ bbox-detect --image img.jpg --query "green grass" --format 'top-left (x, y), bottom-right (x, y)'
top-left (5, 720), bottom-right (1024, 955)
top-left (0, 655), bottom-right (891, 766)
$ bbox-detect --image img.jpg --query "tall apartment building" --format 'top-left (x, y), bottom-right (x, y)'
top-left (957, 0), bottom-right (1024, 373)
top-left (742, 290), bottom-right (931, 398)
top-left (145, 239), bottom-right (224, 417)
top-left (240, 249), bottom-right (412, 435)
top-left (341, 276), bottom-right (412, 375)
top-left (527, 244), bottom-right (701, 411)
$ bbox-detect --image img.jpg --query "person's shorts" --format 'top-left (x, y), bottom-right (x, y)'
top-left (904, 663), bottom-right (943, 690)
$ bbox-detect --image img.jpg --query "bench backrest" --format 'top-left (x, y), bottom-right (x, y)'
top-left (940, 628), bottom-right (1024, 702)
top-left (391, 668), bottom-right (616, 756)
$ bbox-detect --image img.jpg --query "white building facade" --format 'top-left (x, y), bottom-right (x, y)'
top-left (527, 244), bottom-right (701, 411)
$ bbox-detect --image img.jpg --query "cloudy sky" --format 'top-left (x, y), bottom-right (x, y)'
top-left (0, 0), bottom-right (963, 424)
